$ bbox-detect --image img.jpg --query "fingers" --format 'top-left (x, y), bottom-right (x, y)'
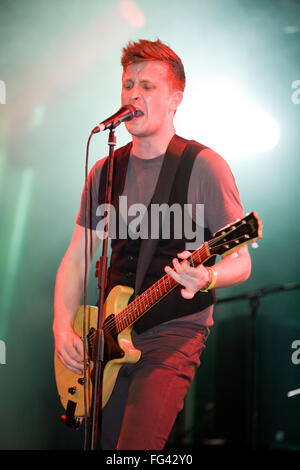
top-left (164, 259), bottom-right (198, 295)
top-left (164, 254), bottom-right (209, 298)
top-left (165, 257), bottom-right (195, 280)
top-left (177, 250), bottom-right (192, 260)
top-left (181, 288), bottom-right (195, 300)
top-left (57, 347), bottom-right (84, 375)
top-left (173, 257), bottom-right (188, 273)
top-left (55, 332), bottom-right (85, 375)
top-left (73, 335), bottom-right (84, 358)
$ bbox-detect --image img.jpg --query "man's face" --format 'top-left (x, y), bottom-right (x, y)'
top-left (121, 60), bottom-right (180, 137)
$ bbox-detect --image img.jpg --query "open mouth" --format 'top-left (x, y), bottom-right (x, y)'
top-left (134, 109), bottom-right (144, 118)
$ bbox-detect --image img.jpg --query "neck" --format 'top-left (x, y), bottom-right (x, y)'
top-left (131, 126), bottom-right (176, 159)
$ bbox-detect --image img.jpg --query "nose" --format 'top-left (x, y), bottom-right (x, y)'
top-left (127, 84), bottom-right (142, 103)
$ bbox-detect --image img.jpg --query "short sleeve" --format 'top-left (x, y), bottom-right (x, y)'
top-left (76, 157), bottom-right (107, 230)
top-left (189, 148), bottom-right (244, 235)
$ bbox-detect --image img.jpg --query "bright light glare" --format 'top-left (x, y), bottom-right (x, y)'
top-left (119, 0), bottom-right (146, 28)
top-left (175, 76), bottom-right (280, 161)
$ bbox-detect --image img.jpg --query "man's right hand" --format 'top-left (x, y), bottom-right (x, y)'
top-left (53, 225), bottom-right (100, 375)
top-left (54, 327), bottom-right (85, 375)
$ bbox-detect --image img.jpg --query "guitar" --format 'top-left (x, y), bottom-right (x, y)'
top-left (54, 211), bottom-right (262, 426)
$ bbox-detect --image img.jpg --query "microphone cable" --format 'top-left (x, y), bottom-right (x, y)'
top-left (83, 131), bottom-right (94, 450)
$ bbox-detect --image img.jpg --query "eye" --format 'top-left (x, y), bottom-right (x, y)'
top-left (142, 82), bottom-right (154, 90)
top-left (123, 81), bottom-right (133, 90)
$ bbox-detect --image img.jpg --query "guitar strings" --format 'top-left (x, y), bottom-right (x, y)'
top-left (101, 243), bottom-right (209, 336)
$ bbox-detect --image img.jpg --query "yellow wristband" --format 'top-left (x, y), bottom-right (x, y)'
top-left (200, 267), bottom-right (218, 292)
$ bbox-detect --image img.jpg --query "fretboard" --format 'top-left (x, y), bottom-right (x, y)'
top-left (114, 242), bottom-right (211, 334)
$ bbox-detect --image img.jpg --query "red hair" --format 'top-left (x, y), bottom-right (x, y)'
top-left (121, 39), bottom-right (185, 91)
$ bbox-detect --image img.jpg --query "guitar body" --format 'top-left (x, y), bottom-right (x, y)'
top-left (54, 212), bottom-right (262, 425)
top-left (54, 285), bottom-right (141, 418)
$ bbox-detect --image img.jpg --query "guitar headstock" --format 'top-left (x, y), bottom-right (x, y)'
top-left (209, 212), bottom-right (263, 257)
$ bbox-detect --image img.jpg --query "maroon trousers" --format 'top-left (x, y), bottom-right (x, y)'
top-left (99, 318), bottom-right (210, 450)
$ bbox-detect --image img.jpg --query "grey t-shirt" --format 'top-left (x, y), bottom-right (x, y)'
top-left (76, 146), bottom-right (244, 327)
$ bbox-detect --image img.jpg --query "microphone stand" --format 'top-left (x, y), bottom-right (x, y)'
top-left (216, 282), bottom-right (300, 450)
top-left (88, 126), bottom-right (116, 450)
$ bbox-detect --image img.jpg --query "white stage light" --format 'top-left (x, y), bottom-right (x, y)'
top-left (175, 76), bottom-right (280, 162)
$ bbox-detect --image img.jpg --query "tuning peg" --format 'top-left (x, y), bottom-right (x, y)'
top-left (251, 242), bottom-right (259, 249)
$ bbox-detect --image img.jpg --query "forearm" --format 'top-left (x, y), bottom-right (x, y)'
top-left (212, 246), bottom-right (252, 289)
top-left (53, 254), bottom-right (88, 332)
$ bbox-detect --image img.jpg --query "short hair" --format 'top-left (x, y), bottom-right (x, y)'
top-left (121, 39), bottom-right (186, 92)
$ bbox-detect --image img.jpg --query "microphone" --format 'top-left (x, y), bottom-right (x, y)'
top-left (92, 105), bottom-right (143, 133)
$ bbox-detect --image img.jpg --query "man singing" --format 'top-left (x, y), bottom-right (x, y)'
top-left (53, 38), bottom-right (251, 449)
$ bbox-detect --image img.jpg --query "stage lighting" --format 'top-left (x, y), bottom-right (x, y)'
top-left (175, 76), bottom-right (280, 162)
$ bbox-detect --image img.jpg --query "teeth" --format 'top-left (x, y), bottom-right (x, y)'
top-left (135, 109), bottom-right (144, 117)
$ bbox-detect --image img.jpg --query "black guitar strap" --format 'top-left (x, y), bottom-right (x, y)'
top-left (134, 134), bottom-right (189, 297)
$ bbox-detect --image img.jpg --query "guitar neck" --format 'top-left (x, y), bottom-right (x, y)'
top-left (114, 242), bottom-right (211, 334)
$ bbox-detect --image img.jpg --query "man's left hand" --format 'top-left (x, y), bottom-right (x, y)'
top-left (164, 250), bottom-right (210, 299)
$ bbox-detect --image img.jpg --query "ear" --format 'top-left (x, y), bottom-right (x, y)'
top-left (169, 90), bottom-right (184, 112)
